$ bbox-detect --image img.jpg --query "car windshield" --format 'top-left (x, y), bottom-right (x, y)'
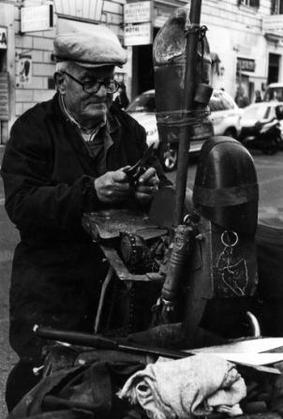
top-left (127, 93), bottom-right (156, 113)
top-left (242, 104), bottom-right (270, 120)
top-left (264, 87), bottom-right (283, 101)
top-left (209, 92), bottom-right (235, 111)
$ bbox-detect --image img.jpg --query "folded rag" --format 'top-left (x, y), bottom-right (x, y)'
top-left (118, 354), bottom-right (247, 419)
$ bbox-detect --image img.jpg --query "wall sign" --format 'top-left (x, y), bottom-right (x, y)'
top-left (54, 0), bottom-right (103, 21)
top-left (124, 1), bottom-right (153, 46)
top-left (16, 55), bottom-right (32, 87)
top-left (124, 1), bottom-right (151, 23)
top-left (237, 57), bottom-right (256, 72)
top-left (0, 27), bottom-right (7, 50)
top-left (124, 22), bottom-right (152, 46)
top-left (20, 4), bottom-right (53, 33)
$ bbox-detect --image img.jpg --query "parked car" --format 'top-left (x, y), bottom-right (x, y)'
top-left (240, 101), bottom-right (283, 139)
top-left (263, 83), bottom-right (283, 102)
top-left (209, 89), bottom-right (242, 138)
top-left (126, 89), bottom-right (241, 171)
top-left (239, 101), bottom-right (283, 153)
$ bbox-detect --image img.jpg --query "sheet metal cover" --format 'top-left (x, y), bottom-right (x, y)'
top-left (83, 209), bottom-right (164, 241)
top-left (193, 136), bottom-right (259, 235)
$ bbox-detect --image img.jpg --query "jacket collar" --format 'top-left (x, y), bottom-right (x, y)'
top-left (49, 93), bottom-right (120, 135)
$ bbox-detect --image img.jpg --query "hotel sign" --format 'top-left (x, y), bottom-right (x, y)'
top-left (124, 1), bottom-right (153, 46)
top-left (124, 22), bottom-right (152, 46)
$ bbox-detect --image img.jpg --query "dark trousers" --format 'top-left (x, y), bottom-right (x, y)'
top-left (5, 360), bottom-right (42, 413)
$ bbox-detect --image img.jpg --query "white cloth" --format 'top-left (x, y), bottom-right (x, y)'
top-left (118, 354), bottom-right (247, 419)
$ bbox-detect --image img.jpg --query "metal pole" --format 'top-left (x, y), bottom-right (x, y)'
top-left (174, 0), bottom-right (203, 225)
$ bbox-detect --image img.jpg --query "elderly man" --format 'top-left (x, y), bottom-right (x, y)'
top-left (1, 25), bottom-right (169, 411)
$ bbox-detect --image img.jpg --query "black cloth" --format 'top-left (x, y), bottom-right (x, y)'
top-left (6, 344), bottom-right (283, 419)
top-left (1, 93), bottom-right (168, 364)
top-left (5, 361), bottom-right (42, 413)
top-left (7, 346), bottom-right (147, 419)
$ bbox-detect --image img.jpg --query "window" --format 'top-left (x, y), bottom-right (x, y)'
top-left (127, 92), bottom-right (156, 113)
top-left (209, 91), bottom-right (236, 112)
top-left (48, 77), bottom-right (55, 90)
top-left (238, 0), bottom-right (260, 7)
top-left (271, 0), bottom-right (283, 14)
top-left (209, 93), bottom-right (226, 112)
top-left (222, 95), bottom-right (235, 110)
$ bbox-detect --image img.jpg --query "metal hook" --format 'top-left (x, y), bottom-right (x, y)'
top-left (221, 230), bottom-right (239, 248)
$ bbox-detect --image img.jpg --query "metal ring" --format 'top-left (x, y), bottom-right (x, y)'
top-left (221, 230), bottom-right (238, 247)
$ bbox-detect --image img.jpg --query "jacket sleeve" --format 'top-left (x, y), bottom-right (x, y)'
top-left (1, 115), bottom-right (100, 234)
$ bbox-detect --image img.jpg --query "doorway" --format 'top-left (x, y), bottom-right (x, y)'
top-left (131, 28), bottom-right (159, 100)
top-left (267, 53), bottom-right (280, 85)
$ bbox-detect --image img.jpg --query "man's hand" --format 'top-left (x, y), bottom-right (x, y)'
top-left (135, 167), bottom-right (160, 205)
top-left (94, 169), bottom-right (130, 203)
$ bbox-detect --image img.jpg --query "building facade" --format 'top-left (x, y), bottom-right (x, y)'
top-left (202, 0), bottom-right (283, 103)
top-left (1, 0), bottom-right (283, 144)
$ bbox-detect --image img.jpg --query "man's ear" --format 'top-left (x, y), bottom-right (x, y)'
top-left (54, 72), bottom-right (66, 94)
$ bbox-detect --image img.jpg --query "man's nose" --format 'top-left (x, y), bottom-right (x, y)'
top-left (95, 84), bottom-right (107, 96)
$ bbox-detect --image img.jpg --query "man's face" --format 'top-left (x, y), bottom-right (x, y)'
top-left (58, 65), bottom-right (115, 127)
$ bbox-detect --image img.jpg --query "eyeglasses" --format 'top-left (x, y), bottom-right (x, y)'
top-left (61, 71), bottom-right (120, 94)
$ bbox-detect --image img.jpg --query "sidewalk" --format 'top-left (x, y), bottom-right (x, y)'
top-left (0, 151), bottom-right (18, 418)
top-left (0, 202), bottom-right (18, 419)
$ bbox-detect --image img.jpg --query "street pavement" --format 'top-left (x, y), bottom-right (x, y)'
top-left (0, 146), bottom-right (282, 417)
top-left (0, 146), bottom-right (19, 418)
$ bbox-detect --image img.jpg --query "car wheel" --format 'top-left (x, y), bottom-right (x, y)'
top-left (162, 146), bottom-right (178, 172)
top-left (223, 128), bottom-right (237, 139)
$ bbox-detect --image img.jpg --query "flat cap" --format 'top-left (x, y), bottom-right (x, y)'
top-left (54, 25), bottom-right (127, 68)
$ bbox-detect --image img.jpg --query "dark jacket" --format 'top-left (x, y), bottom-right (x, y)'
top-left (1, 94), bottom-right (167, 362)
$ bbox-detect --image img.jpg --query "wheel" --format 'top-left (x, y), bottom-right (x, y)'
top-left (162, 145), bottom-right (178, 172)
